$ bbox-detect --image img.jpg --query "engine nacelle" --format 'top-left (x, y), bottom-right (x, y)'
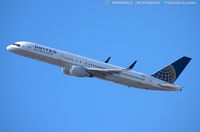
top-left (62, 67), bottom-right (70, 75)
top-left (69, 65), bottom-right (89, 77)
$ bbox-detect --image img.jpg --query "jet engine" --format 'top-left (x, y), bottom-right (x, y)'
top-left (69, 65), bottom-right (90, 77)
top-left (62, 67), bottom-right (70, 75)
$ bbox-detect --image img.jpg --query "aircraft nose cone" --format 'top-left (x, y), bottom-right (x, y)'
top-left (7, 45), bottom-right (14, 51)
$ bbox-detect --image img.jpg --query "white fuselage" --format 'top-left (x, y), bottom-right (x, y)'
top-left (7, 41), bottom-right (182, 91)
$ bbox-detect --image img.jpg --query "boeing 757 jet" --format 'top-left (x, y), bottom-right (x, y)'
top-left (7, 41), bottom-right (191, 91)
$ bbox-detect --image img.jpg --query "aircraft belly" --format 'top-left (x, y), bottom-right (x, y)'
top-left (98, 74), bottom-right (141, 88)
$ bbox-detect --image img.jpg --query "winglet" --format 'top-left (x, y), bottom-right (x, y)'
top-left (104, 57), bottom-right (111, 63)
top-left (127, 60), bottom-right (137, 70)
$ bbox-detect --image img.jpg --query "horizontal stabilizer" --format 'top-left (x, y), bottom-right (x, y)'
top-left (159, 84), bottom-right (183, 91)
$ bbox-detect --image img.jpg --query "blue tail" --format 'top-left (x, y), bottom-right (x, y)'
top-left (151, 56), bottom-right (191, 83)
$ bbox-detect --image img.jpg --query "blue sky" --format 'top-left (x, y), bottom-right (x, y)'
top-left (1, 0), bottom-right (200, 132)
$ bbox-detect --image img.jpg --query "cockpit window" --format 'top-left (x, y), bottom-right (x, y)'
top-left (13, 44), bottom-right (20, 47)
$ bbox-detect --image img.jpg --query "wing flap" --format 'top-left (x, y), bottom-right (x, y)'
top-left (86, 60), bottom-right (137, 75)
top-left (86, 67), bottom-right (129, 75)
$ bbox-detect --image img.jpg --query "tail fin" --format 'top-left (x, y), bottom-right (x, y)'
top-left (151, 56), bottom-right (191, 83)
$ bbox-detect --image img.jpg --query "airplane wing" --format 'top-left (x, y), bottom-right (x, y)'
top-left (86, 67), bottom-right (129, 75)
top-left (86, 60), bottom-right (137, 75)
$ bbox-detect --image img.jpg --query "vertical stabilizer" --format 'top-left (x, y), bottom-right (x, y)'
top-left (151, 56), bottom-right (191, 83)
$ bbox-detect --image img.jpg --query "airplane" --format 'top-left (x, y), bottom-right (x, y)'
top-left (7, 41), bottom-right (191, 91)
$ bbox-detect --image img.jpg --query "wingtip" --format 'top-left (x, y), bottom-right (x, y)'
top-left (128, 60), bottom-right (137, 69)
